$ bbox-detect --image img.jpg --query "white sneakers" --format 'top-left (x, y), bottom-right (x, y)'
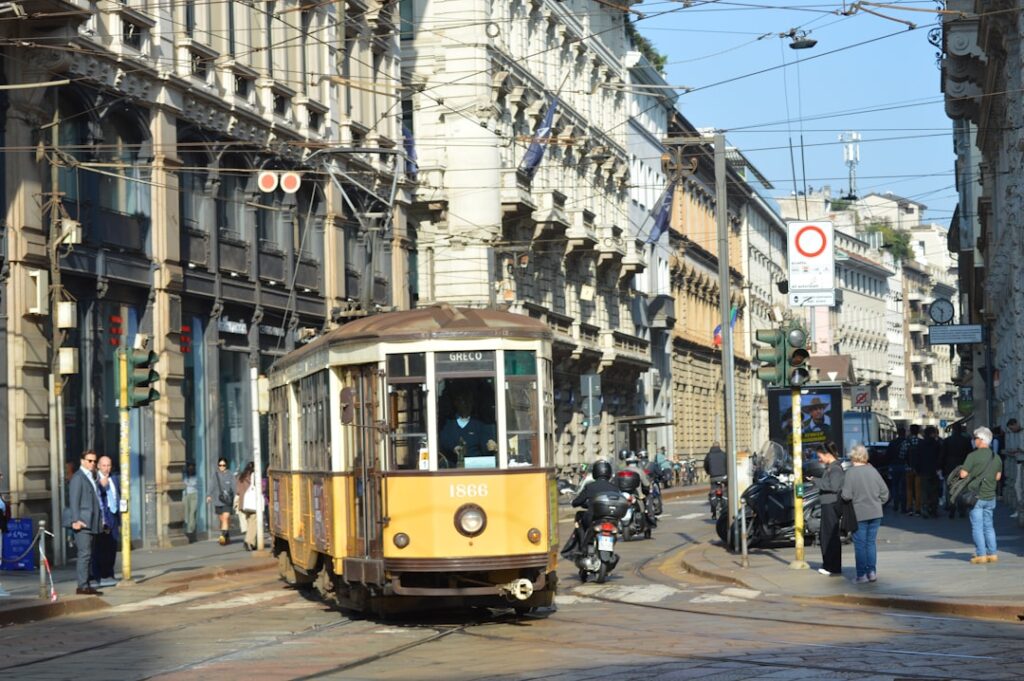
top-left (98, 578), bottom-right (119, 588)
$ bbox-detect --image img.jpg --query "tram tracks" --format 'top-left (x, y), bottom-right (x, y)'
top-left (576, 539), bottom-right (1024, 643)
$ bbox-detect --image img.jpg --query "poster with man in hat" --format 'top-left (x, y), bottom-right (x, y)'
top-left (770, 386), bottom-right (843, 458)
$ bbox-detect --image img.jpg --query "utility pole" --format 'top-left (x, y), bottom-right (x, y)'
top-left (714, 133), bottom-right (739, 531)
top-left (45, 110), bottom-right (67, 567)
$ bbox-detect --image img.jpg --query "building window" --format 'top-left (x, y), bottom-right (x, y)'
top-left (234, 74), bottom-right (252, 99)
top-left (185, 0), bottom-right (196, 37)
top-left (308, 109), bottom-right (322, 131)
top-left (217, 169), bottom-right (247, 240)
top-left (123, 19), bottom-right (144, 50)
top-left (190, 51), bottom-right (208, 80)
top-left (273, 92), bottom-right (290, 117)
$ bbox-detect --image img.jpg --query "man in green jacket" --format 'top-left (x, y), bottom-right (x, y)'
top-left (959, 426), bottom-right (1002, 564)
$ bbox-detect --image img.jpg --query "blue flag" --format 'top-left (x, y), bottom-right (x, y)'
top-left (519, 98), bottom-right (558, 180)
top-left (645, 180), bottom-right (675, 244)
top-left (402, 125), bottom-right (418, 179)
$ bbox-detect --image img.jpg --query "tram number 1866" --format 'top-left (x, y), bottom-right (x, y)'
top-left (449, 483), bottom-right (488, 498)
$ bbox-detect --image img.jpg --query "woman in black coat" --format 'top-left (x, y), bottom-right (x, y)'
top-left (816, 443), bottom-right (845, 576)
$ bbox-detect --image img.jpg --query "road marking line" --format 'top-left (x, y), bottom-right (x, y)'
top-left (109, 593), bottom-right (200, 613)
top-left (767, 639), bottom-right (995, 660)
top-left (689, 593), bottom-right (745, 604)
top-left (677, 512), bottom-right (705, 520)
top-left (573, 584), bottom-right (680, 603)
top-left (187, 591), bottom-right (285, 610)
top-left (721, 587), bottom-right (761, 600)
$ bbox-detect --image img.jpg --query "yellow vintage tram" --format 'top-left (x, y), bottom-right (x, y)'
top-left (267, 305), bottom-right (558, 614)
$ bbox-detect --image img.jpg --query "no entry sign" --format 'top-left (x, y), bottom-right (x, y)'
top-left (787, 220), bottom-right (835, 302)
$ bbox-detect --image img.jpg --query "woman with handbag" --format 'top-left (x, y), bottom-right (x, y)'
top-left (841, 444), bottom-right (890, 584)
top-left (236, 462), bottom-right (259, 551)
top-left (816, 444), bottom-right (845, 576)
top-left (207, 458), bottom-right (236, 546)
top-left (960, 427), bottom-right (1002, 564)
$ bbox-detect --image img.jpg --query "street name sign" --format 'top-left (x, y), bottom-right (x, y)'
top-left (928, 324), bottom-right (983, 345)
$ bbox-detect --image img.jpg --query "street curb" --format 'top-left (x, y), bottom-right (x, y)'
top-left (678, 541), bottom-right (1024, 623)
top-left (0, 595), bottom-right (108, 627)
top-left (157, 553), bottom-right (277, 594)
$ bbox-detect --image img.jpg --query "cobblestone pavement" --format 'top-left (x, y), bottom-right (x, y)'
top-left (2, 497), bottom-right (1022, 680)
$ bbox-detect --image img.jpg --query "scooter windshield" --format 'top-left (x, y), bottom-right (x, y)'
top-left (755, 440), bottom-right (791, 475)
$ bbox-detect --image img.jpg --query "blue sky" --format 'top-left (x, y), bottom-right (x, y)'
top-left (637, 0), bottom-right (955, 226)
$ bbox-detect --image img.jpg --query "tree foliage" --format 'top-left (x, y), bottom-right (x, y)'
top-left (864, 221), bottom-right (912, 262)
top-left (626, 22), bottom-right (667, 75)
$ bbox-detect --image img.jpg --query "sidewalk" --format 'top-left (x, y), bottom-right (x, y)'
top-left (0, 536), bottom-right (274, 626)
top-left (680, 502), bottom-right (1024, 621)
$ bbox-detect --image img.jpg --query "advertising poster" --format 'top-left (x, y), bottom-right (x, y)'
top-left (767, 385), bottom-right (845, 459)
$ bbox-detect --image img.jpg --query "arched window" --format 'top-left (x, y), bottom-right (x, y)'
top-left (180, 150), bottom-right (210, 232)
top-left (98, 110), bottom-right (151, 217)
top-left (216, 158), bottom-right (250, 240)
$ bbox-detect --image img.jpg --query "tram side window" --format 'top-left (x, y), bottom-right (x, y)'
top-left (437, 377), bottom-right (497, 470)
top-left (386, 354), bottom-right (427, 470)
top-left (505, 351), bottom-right (539, 467)
top-left (268, 386), bottom-right (291, 470)
top-left (299, 370), bottom-right (331, 471)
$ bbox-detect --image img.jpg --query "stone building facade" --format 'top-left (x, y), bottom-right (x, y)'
top-left (2, 0), bottom-right (405, 549)
top-left (400, 0), bottom-right (657, 466)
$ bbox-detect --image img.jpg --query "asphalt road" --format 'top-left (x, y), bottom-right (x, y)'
top-left (2, 496), bottom-right (1022, 680)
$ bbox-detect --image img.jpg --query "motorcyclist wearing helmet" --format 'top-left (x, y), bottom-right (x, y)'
top-left (561, 460), bottom-right (619, 557)
top-left (623, 455), bottom-right (652, 498)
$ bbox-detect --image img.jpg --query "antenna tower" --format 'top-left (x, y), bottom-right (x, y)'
top-left (839, 131), bottom-right (860, 199)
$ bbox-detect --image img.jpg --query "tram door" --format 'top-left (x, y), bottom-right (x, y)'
top-left (349, 366), bottom-right (383, 561)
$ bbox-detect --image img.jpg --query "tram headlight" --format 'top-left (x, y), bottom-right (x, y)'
top-left (454, 504), bottom-right (487, 537)
top-left (393, 532), bottom-right (410, 549)
top-left (527, 527), bottom-right (542, 544)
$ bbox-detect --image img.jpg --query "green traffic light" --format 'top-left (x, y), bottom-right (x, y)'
top-left (755, 327), bottom-right (787, 386)
top-left (126, 349), bottom-right (161, 407)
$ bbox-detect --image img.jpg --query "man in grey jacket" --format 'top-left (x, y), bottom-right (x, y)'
top-left (68, 450), bottom-right (104, 595)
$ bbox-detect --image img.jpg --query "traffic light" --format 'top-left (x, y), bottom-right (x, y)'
top-left (755, 328), bottom-right (786, 385)
top-left (786, 324), bottom-right (810, 387)
top-left (126, 349), bottom-right (160, 407)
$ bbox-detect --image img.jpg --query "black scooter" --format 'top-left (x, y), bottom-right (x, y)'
top-left (575, 492), bottom-right (629, 583)
top-left (716, 468), bottom-right (823, 549)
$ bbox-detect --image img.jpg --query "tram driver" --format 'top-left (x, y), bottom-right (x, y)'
top-left (439, 386), bottom-right (498, 468)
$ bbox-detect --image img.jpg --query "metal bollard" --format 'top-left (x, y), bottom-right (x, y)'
top-left (38, 519), bottom-right (47, 600)
top-left (740, 498), bottom-right (749, 568)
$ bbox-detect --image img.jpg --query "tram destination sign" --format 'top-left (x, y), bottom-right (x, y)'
top-left (435, 350), bottom-right (495, 374)
top-left (928, 324), bottom-right (983, 346)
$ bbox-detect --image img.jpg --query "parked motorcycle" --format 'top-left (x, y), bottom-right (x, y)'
top-left (575, 492), bottom-right (629, 583)
top-left (709, 479), bottom-right (726, 519)
top-left (716, 442), bottom-right (824, 549)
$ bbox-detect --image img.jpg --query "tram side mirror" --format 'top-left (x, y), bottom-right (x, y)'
top-left (340, 386), bottom-right (355, 425)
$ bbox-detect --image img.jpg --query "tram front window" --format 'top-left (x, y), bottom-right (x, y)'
top-left (437, 378), bottom-right (497, 469)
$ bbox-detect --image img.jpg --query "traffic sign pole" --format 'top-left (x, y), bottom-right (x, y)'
top-left (790, 386), bottom-right (808, 570)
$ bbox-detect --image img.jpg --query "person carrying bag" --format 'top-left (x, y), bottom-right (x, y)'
top-left (958, 427), bottom-right (1002, 564)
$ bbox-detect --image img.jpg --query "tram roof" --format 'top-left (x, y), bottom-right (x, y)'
top-left (275, 305), bottom-right (552, 369)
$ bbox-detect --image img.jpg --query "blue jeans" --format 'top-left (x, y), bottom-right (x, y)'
top-left (969, 498), bottom-right (997, 556)
top-left (852, 517), bottom-right (881, 578)
top-left (888, 467), bottom-right (906, 512)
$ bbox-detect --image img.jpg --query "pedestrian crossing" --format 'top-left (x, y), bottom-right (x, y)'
top-left (556, 583), bottom-right (761, 607)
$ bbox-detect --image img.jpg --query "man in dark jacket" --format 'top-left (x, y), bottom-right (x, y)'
top-left (941, 424), bottom-right (972, 518)
top-left (704, 443), bottom-right (727, 482)
top-left (68, 450), bottom-right (104, 595)
top-left (887, 427), bottom-right (907, 512)
top-left (915, 426), bottom-right (943, 517)
top-left (563, 460), bottom-right (619, 557)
